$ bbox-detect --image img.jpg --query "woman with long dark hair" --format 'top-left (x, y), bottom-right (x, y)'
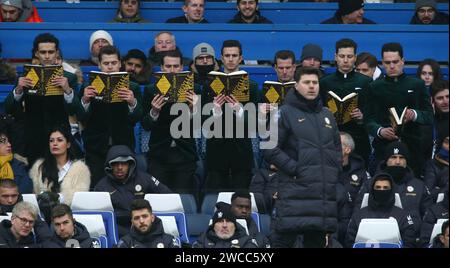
top-left (29, 126), bottom-right (90, 205)
top-left (417, 58), bottom-right (442, 90)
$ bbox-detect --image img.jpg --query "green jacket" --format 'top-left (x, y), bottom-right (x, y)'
top-left (77, 80), bottom-right (143, 155)
top-left (141, 83), bottom-right (201, 162)
top-left (365, 73), bottom-right (433, 139)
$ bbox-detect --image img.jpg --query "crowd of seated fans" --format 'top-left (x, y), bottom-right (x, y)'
top-left (0, 0), bottom-right (448, 248)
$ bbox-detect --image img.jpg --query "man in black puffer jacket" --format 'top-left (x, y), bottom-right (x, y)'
top-left (345, 173), bottom-right (417, 248)
top-left (264, 67), bottom-right (342, 248)
top-left (193, 207), bottom-right (258, 248)
top-left (50, 204), bottom-right (98, 248)
top-left (115, 199), bottom-right (180, 248)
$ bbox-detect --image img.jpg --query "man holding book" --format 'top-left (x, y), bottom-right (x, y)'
top-left (141, 49), bottom-right (200, 196)
top-left (4, 33), bottom-right (79, 166)
top-left (320, 38), bottom-right (372, 167)
top-left (365, 42), bottom-right (433, 177)
top-left (202, 40), bottom-right (259, 193)
top-left (78, 45), bottom-right (143, 188)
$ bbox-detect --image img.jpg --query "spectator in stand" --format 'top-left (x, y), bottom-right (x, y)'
top-left (298, 44), bottom-right (324, 78)
top-left (94, 145), bottom-right (171, 236)
top-left (4, 33), bottom-right (79, 166)
top-left (189, 42), bottom-right (220, 86)
top-left (79, 30), bottom-right (114, 66)
top-left (249, 164), bottom-right (279, 214)
top-left (423, 136), bottom-right (448, 201)
top-left (166, 0), bottom-right (208, 23)
top-left (419, 185), bottom-right (448, 247)
top-left (122, 49), bottom-right (152, 85)
top-left (431, 79), bottom-right (449, 154)
top-left (355, 52), bottom-right (382, 81)
top-left (0, 42), bottom-right (16, 84)
top-left (416, 58), bottom-right (442, 91)
top-left (111, 0), bottom-right (149, 23)
top-left (0, 131), bottom-right (32, 193)
top-left (0, 0), bottom-right (42, 22)
top-left (410, 0), bottom-right (448, 25)
top-left (228, 0), bottom-right (273, 24)
top-left (430, 220), bottom-right (449, 248)
top-left (321, 0), bottom-right (376, 24)
top-left (29, 126), bottom-right (90, 206)
top-left (115, 199), bottom-right (180, 248)
top-left (346, 173), bottom-right (417, 248)
top-left (147, 31), bottom-right (186, 68)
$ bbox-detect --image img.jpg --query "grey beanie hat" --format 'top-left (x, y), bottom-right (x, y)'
top-left (416, 0), bottom-right (437, 11)
top-left (301, 43), bottom-right (323, 62)
top-left (0, 0), bottom-right (23, 10)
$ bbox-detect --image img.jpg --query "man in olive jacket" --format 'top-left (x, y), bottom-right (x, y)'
top-left (264, 67), bottom-right (342, 248)
top-left (364, 42), bottom-right (433, 177)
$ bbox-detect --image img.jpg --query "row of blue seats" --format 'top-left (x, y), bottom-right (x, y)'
top-left (33, 2), bottom-right (449, 24)
top-left (0, 24), bottom-right (448, 62)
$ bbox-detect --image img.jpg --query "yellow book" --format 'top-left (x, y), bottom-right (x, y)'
top-left (326, 91), bottom-right (358, 125)
top-left (261, 81), bottom-right (295, 104)
top-left (24, 64), bottom-right (64, 96)
top-left (89, 71), bottom-right (129, 103)
top-left (153, 71), bottom-right (194, 103)
top-left (207, 70), bottom-right (250, 102)
top-left (389, 106), bottom-right (408, 135)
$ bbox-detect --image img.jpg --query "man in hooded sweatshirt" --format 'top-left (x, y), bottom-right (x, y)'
top-left (94, 145), bottom-right (171, 236)
top-left (50, 204), bottom-right (98, 248)
top-left (115, 199), bottom-right (180, 248)
top-left (0, 0), bottom-right (42, 22)
top-left (345, 173), bottom-right (417, 248)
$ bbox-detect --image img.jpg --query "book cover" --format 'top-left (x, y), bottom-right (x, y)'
top-left (153, 71), bottom-right (194, 103)
top-left (261, 81), bottom-right (296, 104)
top-left (389, 106), bottom-right (408, 135)
top-left (24, 64), bottom-right (64, 96)
top-left (326, 91), bottom-right (358, 125)
top-left (207, 70), bottom-right (250, 102)
top-left (89, 71), bottom-right (129, 103)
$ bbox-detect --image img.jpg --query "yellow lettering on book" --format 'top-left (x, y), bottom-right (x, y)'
top-left (91, 75), bottom-right (106, 94)
top-left (210, 77), bottom-right (225, 95)
top-left (156, 75), bottom-right (171, 95)
top-left (232, 77), bottom-right (249, 102)
top-left (45, 67), bottom-right (64, 96)
top-left (110, 75), bottom-right (129, 103)
top-left (265, 86), bottom-right (280, 104)
top-left (177, 72), bottom-right (194, 102)
top-left (26, 68), bottom-right (39, 88)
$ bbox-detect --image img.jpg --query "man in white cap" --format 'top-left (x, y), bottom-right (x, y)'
top-left (79, 30), bottom-right (114, 66)
top-left (0, 0), bottom-right (42, 22)
top-left (189, 42), bottom-right (219, 85)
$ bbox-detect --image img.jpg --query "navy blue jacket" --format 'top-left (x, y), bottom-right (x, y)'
top-left (10, 158), bottom-right (33, 194)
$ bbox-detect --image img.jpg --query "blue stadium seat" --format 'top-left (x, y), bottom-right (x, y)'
top-left (259, 214), bottom-right (271, 236)
top-left (73, 213), bottom-right (109, 248)
top-left (154, 212), bottom-right (189, 244)
top-left (185, 213), bottom-right (211, 244)
top-left (353, 218), bottom-right (403, 248)
top-left (180, 194), bottom-right (198, 214)
top-left (201, 193), bottom-right (218, 215)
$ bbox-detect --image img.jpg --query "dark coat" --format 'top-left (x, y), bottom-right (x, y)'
top-left (115, 217), bottom-right (180, 248)
top-left (228, 11), bottom-right (273, 24)
top-left (166, 15), bottom-right (209, 23)
top-left (419, 192), bottom-right (448, 247)
top-left (193, 224), bottom-right (258, 248)
top-left (10, 158), bottom-right (33, 194)
top-left (50, 221), bottom-right (96, 248)
top-left (410, 11), bottom-right (449, 25)
top-left (94, 145), bottom-right (172, 219)
top-left (263, 89), bottom-right (342, 233)
top-left (423, 158), bottom-right (448, 201)
top-left (249, 168), bottom-right (279, 213)
top-left (321, 12), bottom-right (376, 24)
top-left (345, 175), bottom-right (417, 248)
top-left (339, 153), bottom-right (369, 203)
top-left (0, 219), bottom-right (54, 248)
top-left (245, 216), bottom-right (271, 248)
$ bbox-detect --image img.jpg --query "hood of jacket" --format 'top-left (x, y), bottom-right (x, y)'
top-left (104, 145), bottom-right (137, 183)
top-left (368, 173), bottom-right (395, 210)
top-left (283, 88), bottom-right (323, 113)
top-left (17, 0), bottom-right (32, 22)
top-left (129, 216), bottom-right (166, 243)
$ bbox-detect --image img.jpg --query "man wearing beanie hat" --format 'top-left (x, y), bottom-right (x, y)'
top-left (80, 30), bottom-right (114, 66)
top-left (166, 0), bottom-right (208, 23)
top-left (122, 49), bottom-right (151, 85)
top-left (193, 205), bottom-right (258, 248)
top-left (228, 0), bottom-right (272, 24)
top-left (0, 0), bottom-right (42, 22)
top-left (322, 0), bottom-right (375, 24)
top-left (410, 0), bottom-right (448, 24)
top-left (320, 38), bottom-right (373, 166)
top-left (346, 172), bottom-right (417, 248)
top-left (355, 140), bottom-right (432, 241)
top-left (298, 43), bottom-right (325, 78)
top-left (189, 42), bottom-right (219, 85)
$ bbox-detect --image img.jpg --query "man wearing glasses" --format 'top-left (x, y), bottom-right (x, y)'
top-left (410, 0), bottom-right (448, 25)
top-left (0, 201), bottom-right (53, 248)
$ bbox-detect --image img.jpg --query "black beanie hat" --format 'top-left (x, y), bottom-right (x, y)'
top-left (339, 0), bottom-right (364, 16)
top-left (212, 208), bottom-right (236, 226)
top-left (384, 141), bottom-right (410, 163)
top-left (301, 43), bottom-right (323, 62)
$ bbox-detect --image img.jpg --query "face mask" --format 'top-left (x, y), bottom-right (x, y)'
top-left (373, 189), bottom-right (393, 205)
top-left (195, 64), bottom-right (215, 77)
top-left (385, 166), bottom-right (407, 182)
top-left (438, 148), bottom-right (449, 162)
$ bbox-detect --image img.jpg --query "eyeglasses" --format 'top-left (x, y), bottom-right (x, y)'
top-left (15, 215), bottom-right (35, 226)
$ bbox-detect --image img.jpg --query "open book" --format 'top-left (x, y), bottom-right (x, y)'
top-left (326, 91), bottom-right (358, 125)
top-left (153, 71), bottom-right (194, 102)
top-left (24, 64), bottom-right (64, 96)
top-left (89, 71), bottom-right (129, 103)
top-left (261, 81), bottom-right (295, 104)
top-left (389, 107), bottom-right (408, 133)
top-left (207, 70), bottom-right (250, 102)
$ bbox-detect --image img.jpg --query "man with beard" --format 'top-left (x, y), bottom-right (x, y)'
top-left (79, 30), bottom-right (114, 66)
top-left (122, 49), bottom-right (151, 85)
top-left (228, 0), bottom-right (272, 24)
top-left (346, 173), bottom-right (416, 248)
top-left (115, 199), bottom-right (180, 248)
top-left (166, 0), bottom-right (208, 23)
top-left (355, 141), bottom-right (432, 242)
top-left (193, 206), bottom-right (258, 248)
top-left (321, 0), bottom-right (376, 24)
top-left (410, 0), bottom-right (448, 25)
top-left (50, 204), bottom-right (97, 248)
top-left (189, 42), bottom-right (220, 86)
